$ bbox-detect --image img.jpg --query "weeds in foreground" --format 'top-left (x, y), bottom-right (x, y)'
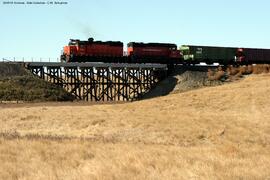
top-left (208, 64), bottom-right (270, 81)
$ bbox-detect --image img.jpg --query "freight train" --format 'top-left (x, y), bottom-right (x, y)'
top-left (61, 38), bottom-right (181, 64)
top-left (61, 38), bottom-right (270, 65)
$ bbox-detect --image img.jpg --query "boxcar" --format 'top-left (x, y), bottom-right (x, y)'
top-left (127, 42), bottom-right (181, 64)
top-left (180, 45), bottom-right (238, 64)
top-left (237, 48), bottom-right (270, 64)
top-left (61, 38), bottom-right (123, 62)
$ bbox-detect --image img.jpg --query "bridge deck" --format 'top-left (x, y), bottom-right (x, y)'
top-left (25, 62), bottom-right (167, 69)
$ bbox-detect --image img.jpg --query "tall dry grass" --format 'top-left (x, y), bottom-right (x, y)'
top-left (0, 74), bottom-right (270, 179)
top-left (207, 67), bottom-right (225, 81)
top-left (208, 64), bottom-right (270, 81)
top-left (0, 138), bottom-right (269, 180)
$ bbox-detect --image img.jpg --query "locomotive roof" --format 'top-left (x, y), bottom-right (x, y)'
top-left (128, 42), bottom-right (177, 48)
top-left (69, 39), bottom-right (123, 46)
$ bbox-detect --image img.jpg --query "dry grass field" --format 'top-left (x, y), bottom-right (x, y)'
top-left (0, 74), bottom-right (270, 179)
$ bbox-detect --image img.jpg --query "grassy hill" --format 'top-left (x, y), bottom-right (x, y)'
top-left (0, 74), bottom-right (269, 179)
top-left (0, 63), bottom-right (75, 102)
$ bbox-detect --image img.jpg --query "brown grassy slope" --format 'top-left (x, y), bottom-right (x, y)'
top-left (0, 74), bottom-right (270, 179)
top-left (0, 76), bottom-right (75, 101)
top-left (0, 140), bottom-right (269, 180)
top-left (0, 63), bottom-right (75, 101)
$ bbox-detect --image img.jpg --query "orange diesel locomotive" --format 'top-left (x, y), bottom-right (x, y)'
top-left (61, 38), bottom-right (124, 63)
top-left (61, 38), bottom-right (182, 64)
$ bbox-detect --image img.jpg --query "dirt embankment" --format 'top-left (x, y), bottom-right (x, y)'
top-left (0, 62), bottom-right (75, 102)
top-left (145, 64), bottom-right (270, 99)
top-left (144, 66), bottom-right (223, 99)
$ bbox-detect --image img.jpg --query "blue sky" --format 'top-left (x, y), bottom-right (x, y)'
top-left (0, 0), bottom-right (270, 61)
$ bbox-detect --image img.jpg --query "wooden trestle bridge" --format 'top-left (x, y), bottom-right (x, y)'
top-left (25, 62), bottom-right (168, 101)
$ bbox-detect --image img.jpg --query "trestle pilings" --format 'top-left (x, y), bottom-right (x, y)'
top-left (26, 62), bottom-right (167, 101)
